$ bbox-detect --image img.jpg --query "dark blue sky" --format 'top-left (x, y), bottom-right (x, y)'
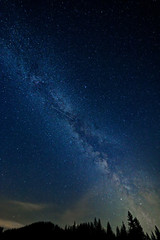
top-left (0, 0), bottom-right (160, 231)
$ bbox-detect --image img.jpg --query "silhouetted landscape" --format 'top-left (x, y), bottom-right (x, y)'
top-left (0, 212), bottom-right (159, 240)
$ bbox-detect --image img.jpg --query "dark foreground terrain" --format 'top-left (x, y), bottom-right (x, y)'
top-left (0, 212), bottom-right (159, 240)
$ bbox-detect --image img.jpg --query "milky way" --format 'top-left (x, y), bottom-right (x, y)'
top-left (29, 75), bottom-right (121, 172)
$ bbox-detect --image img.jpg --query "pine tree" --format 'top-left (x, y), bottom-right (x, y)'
top-left (128, 211), bottom-right (145, 240)
top-left (106, 222), bottom-right (115, 240)
top-left (155, 226), bottom-right (160, 240)
top-left (94, 218), bottom-right (98, 229)
top-left (97, 218), bottom-right (102, 231)
top-left (120, 222), bottom-right (128, 240)
top-left (128, 211), bottom-right (135, 232)
top-left (116, 226), bottom-right (120, 239)
top-left (134, 217), bottom-right (145, 239)
top-left (146, 233), bottom-right (151, 240)
top-left (151, 231), bottom-right (156, 240)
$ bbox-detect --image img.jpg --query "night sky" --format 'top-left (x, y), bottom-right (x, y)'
top-left (0, 0), bottom-right (160, 232)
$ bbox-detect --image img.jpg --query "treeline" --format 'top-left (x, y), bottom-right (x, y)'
top-left (0, 211), bottom-right (160, 240)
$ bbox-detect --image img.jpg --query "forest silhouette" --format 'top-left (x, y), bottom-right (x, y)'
top-left (0, 212), bottom-right (160, 240)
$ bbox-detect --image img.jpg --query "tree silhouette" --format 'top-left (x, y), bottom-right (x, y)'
top-left (119, 222), bottom-right (128, 240)
top-left (106, 222), bottom-right (115, 240)
top-left (146, 233), bottom-right (151, 240)
top-left (116, 226), bottom-right (120, 239)
top-left (128, 211), bottom-right (145, 240)
top-left (0, 212), bottom-right (158, 240)
top-left (151, 231), bottom-right (157, 240)
top-left (128, 211), bottom-right (135, 232)
top-left (155, 226), bottom-right (160, 240)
